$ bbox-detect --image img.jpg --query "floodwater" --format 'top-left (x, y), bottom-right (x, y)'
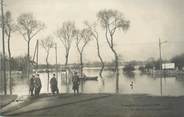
top-left (1, 68), bottom-right (184, 96)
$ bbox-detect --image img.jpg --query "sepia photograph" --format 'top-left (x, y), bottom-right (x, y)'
top-left (0, 0), bottom-right (184, 116)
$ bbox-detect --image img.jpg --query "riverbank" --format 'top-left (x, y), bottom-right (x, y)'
top-left (1, 93), bottom-right (184, 117)
top-left (0, 95), bottom-right (17, 109)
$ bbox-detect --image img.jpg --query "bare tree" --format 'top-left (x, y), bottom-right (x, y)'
top-left (84, 22), bottom-right (104, 78)
top-left (97, 9), bottom-right (130, 93)
top-left (4, 11), bottom-right (16, 95)
top-left (56, 21), bottom-right (76, 67)
top-left (75, 28), bottom-right (92, 77)
top-left (16, 13), bottom-right (45, 79)
top-left (40, 36), bottom-right (55, 92)
top-left (1, 10), bottom-right (16, 95)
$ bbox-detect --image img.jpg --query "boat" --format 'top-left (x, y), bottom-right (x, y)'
top-left (79, 76), bottom-right (98, 81)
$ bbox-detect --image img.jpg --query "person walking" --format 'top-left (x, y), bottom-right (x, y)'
top-left (29, 74), bottom-right (35, 96)
top-left (34, 74), bottom-right (42, 96)
top-left (72, 72), bottom-right (80, 95)
top-left (50, 74), bottom-right (59, 95)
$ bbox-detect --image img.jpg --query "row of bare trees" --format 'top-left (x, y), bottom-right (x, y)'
top-left (46, 9), bottom-right (130, 93)
top-left (1, 11), bottom-right (45, 94)
top-left (1, 9), bottom-right (130, 94)
top-left (56, 10), bottom-right (130, 85)
top-left (55, 21), bottom-right (103, 78)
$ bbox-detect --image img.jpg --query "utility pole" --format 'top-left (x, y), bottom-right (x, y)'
top-left (1, 0), bottom-right (7, 95)
top-left (36, 40), bottom-right (39, 70)
top-left (159, 38), bottom-right (167, 70)
top-left (55, 43), bottom-right (58, 81)
top-left (158, 38), bottom-right (167, 96)
top-left (32, 40), bottom-right (39, 70)
top-left (159, 38), bottom-right (162, 70)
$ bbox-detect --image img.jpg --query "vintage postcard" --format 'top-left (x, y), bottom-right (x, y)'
top-left (0, 0), bottom-right (184, 116)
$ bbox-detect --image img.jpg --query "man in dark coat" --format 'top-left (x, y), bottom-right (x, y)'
top-left (29, 74), bottom-right (35, 96)
top-left (50, 74), bottom-right (59, 95)
top-left (72, 72), bottom-right (80, 95)
top-left (34, 74), bottom-right (42, 96)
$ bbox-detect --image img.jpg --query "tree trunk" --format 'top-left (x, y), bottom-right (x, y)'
top-left (27, 40), bottom-right (30, 80)
top-left (105, 27), bottom-right (119, 93)
top-left (95, 38), bottom-right (104, 78)
top-left (47, 62), bottom-right (49, 93)
top-left (8, 33), bottom-right (12, 95)
top-left (80, 52), bottom-right (83, 77)
top-left (111, 48), bottom-right (119, 93)
top-left (65, 51), bottom-right (69, 84)
top-left (115, 55), bottom-right (119, 93)
top-left (46, 50), bottom-right (50, 92)
top-left (65, 52), bottom-right (69, 67)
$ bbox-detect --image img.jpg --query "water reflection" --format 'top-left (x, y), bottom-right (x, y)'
top-left (1, 68), bottom-right (184, 96)
top-left (123, 71), bottom-right (135, 79)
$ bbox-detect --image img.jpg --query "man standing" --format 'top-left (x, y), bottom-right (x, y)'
top-left (29, 74), bottom-right (35, 96)
top-left (34, 74), bottom-right (42, 96)
top-left (50, 74), bottom-right (59, 95)
top-left (72, 72), bottom-right (80, 95)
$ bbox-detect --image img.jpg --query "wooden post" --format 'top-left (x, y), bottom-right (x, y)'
top-left (36, 40), bottom-right (39, 70)
top-left (158, 38), bottom-right (167, 96)
top-left (55, 43), bottom-right (58, 81)
top-left (1, 0), bottom-right (7, 95)
top-left (159, 38), bottom-right (162, 96)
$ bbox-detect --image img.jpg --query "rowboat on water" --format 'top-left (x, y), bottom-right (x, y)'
top-left (79, 76), bottom-right (98, 81)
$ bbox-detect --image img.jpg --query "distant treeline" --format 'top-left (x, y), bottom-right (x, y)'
top-left (1, 53), bottom-right (184, 72)
top-left (140, 53), bottom-right (184, 72)
top-left (0, 53), bottom-right (28, 72)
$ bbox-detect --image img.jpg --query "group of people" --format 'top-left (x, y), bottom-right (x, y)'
top-left (29, 72), bottom-right (80, 96)
top-left (29, 74), bottom-right (42, 96)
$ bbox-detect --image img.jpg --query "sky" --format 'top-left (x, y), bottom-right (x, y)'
top-left (0, 0), bottom-right (184, 64)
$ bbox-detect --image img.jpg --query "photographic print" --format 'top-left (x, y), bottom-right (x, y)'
top-left (0, 0), bottom-right (184, 117)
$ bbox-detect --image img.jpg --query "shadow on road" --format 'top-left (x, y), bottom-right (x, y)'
top-left (3, 94), bottom-right (112, 116)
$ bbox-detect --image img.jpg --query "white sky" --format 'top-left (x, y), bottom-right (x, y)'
top-left (0, 0), bottom-right (184, 64)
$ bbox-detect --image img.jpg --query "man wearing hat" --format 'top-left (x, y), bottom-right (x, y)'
top-left (50, 74), bottom-right (59, 95)
top-left (34, 74), bottom-right (42, 96)
top-left (72, 72), bottom-right (80, 95)
top-left (29, 74), bottom-right (35, 96)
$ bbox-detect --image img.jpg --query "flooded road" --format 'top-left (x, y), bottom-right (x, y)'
top-left (1, 68), bottom-right (184, 96)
